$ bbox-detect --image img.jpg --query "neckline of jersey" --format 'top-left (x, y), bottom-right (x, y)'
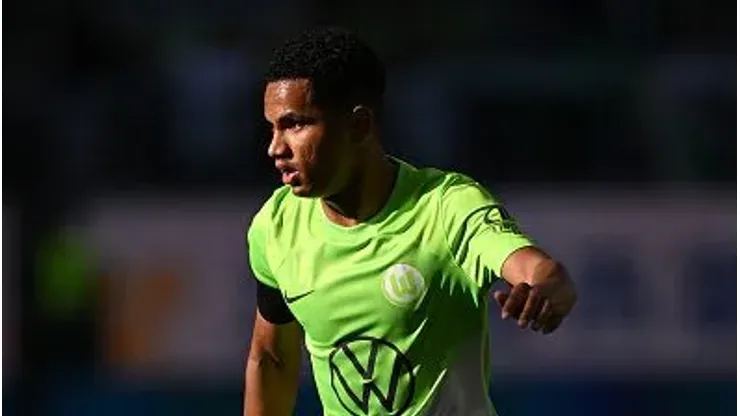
top-left (312, 156), bottom-right (411, 240)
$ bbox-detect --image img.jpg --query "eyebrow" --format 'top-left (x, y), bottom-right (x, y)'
top-left (277, 111), bottom-right (306, 122)
top-left (265, 110), bottom-right (297, 122)
top-left (284, 110), bottom-right (319, 122)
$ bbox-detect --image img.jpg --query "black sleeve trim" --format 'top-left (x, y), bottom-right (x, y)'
top-left (256, 280), bottom-right (296, 324)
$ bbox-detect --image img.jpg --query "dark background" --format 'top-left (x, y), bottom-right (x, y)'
top-left (3, 0), bottom-right (736, 415)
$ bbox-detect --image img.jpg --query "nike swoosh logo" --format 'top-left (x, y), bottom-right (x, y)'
top-left (285, 290), bottom-right (314, 303)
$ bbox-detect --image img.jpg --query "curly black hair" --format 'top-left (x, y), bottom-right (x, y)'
top-left (265, 27), bottom-right (386, 112)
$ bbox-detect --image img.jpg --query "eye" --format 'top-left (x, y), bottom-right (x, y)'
top-left (290, 121), bottom-right (305, 131)
top-left (276, 115), bottom-right (316, 132)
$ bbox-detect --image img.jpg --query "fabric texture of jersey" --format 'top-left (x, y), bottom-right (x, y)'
top-left (247, 159), bottom-right (535, 416)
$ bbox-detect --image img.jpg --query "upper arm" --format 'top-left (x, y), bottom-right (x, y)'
top-left (246, 310), bottom-right (303, 416)
top-left (246, 240), bottom-right (302, 416)
top-left (440, 174), bottom-right (536, 291)
top-left (246, 199), bottom-right (300, 357)
top-left (244, 194), bottom-right (303, 416)
top-left (246, 269), bottom-right (302, 415)
top-left (249, 308), bottom-right (303, 367)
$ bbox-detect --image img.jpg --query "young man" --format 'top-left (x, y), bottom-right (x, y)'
top-left (245, 27), bottom-right (577, 416)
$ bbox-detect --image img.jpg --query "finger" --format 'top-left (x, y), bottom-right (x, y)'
top-left (542, 315), bottom-right (564, 334)
top-left (502, 283), bottom-right (530, 320)
top-left (493, 291), bottom-right (508, 309)
top-left (531, 300), bottom-right (553, 332)
top-left (517, 287), bottom-right (543, 328)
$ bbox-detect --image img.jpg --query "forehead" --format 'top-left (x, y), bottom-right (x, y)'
top-left (264, 79), bottom-right (315, 119)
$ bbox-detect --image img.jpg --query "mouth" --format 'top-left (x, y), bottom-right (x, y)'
top-left (277, 166), bottom-right (299, 185)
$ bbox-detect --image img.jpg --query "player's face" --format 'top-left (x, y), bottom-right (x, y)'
top-left (264, 79), bottom-right (356, 198)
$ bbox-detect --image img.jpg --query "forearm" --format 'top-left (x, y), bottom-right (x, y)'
top-left (244, 351), bottom-right (300, 416)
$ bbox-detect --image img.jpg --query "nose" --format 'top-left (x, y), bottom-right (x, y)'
top-left (267, 132), bottom-right (289, 159)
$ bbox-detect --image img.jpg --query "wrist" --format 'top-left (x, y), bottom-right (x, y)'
top-left (529, 259), bottom-right (569, 286)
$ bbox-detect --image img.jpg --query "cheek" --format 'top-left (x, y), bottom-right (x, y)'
top-left (288, 131), bottom-right (318, 162)
top-left (292, 131), bottom-right (326, 180)
top-left (297, 126), bottom-right (350, 179)
top-left (303, 138), bottom-right (323, 170)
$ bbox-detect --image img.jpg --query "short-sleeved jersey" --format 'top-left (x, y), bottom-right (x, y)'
top-left (247, 159), bottom-right (535, 416)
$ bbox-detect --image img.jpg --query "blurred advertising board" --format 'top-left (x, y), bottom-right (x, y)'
top-left (84, 189), bottom-right (736, 380)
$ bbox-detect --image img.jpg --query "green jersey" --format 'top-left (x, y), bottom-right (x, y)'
top-left (247, 159), bottom-right (535, 416)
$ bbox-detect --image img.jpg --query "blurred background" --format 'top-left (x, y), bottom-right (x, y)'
top-left (2, 0), bottom-right (736, 415)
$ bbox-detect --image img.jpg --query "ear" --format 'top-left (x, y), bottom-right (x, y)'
top-left (349, 105), bottom-right (375, 144)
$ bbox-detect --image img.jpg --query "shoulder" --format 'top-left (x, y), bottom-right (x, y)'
top-left (394, 159), bottom-right (459, 193)
top-left (246, 186), bottom-right (307, 280)
top-left (412, 165), bottom-right (502, 226)
top-left (401, 161), bottom-right (489, 202)
top-left (250, 186), bottom-right (293, 226)
top-left (247, 185), bottom-right (305, 243)
top-left (434, 169), bottom-right (487, 197)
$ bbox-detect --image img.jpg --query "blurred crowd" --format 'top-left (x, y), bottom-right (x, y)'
top-left (4, 0), bottom-right (735, 202)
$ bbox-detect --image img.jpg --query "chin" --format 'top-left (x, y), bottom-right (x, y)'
top-left (289, 183), bottom-right (320, 198)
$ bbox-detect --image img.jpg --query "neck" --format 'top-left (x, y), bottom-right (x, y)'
top-left (321, 151), bottom-right (397, 227)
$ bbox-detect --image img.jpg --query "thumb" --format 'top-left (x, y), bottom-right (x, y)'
top-left (493, 291), bottom-right (508, 308)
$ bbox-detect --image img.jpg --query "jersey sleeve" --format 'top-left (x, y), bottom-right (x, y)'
top-left (246, 202), bottom-right (280, 289)
top-left (247, 197), bottom-right (297, 324)
top-left (440, 173), bottom-right (535, 291)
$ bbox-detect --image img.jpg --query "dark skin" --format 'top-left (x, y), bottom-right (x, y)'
top-left (263, 78), bottom-right (576, 330)
top-left (246, 79), bottom-right (399, 416)
top-left (247, 78), bottom-right (577, 415)
top-left (496, 249), bottom-right (577, 333)
top-left (263, 79), bottom-right (396, 225)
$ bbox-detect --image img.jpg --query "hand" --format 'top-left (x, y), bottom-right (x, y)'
top-left (493, 279), bottom-right (576, 334)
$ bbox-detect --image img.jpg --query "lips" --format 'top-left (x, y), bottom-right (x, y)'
top-left (276, 164), bottom-right (299, 185)
top-left (281, 170), bottom-right (298, 184)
